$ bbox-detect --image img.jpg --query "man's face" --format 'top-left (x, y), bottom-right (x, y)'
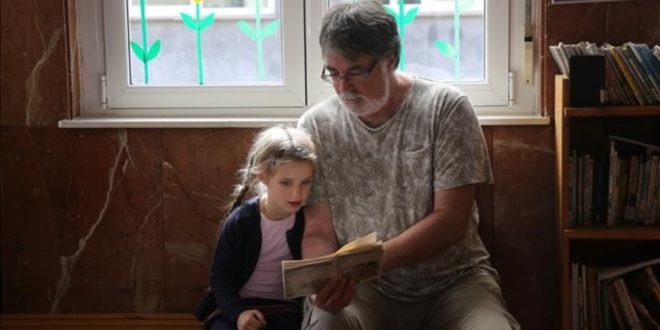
top-left (322, 50), bottom-right (392, 117)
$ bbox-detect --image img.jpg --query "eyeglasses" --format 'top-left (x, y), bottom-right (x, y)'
top-left (320, 59), bottom-right (379, 85)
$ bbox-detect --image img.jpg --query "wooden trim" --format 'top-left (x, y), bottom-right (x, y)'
top-left (0, 313), bottom-right (199, 329)
top-left (564, 106), bottom-right (660, 117)
top-left (554, 74), bottom-right (571, 330)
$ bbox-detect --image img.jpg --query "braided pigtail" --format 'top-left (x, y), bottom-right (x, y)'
top-left (224, 155), bottom-right (256, 218)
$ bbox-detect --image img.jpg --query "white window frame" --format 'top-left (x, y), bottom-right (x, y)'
top-left (61, 0), bottom-right (546, 129)
top-left (127, 0), bottom-right (277, 20)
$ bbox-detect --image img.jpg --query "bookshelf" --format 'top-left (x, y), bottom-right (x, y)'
top-left (554, 75), bottom-right (660, 330)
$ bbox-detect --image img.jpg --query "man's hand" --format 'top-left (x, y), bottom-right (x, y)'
top-left (312, 278), bottom-right (357, 313)
top-left (237, 309), bottom-right (266, 330)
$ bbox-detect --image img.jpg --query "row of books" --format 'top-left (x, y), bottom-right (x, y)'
top-left (549, 42), bottom-right (660, 105)
top-left (571, 258), bottom-right (660, 330)
top-left (568, 135), bottom-right (660, 227)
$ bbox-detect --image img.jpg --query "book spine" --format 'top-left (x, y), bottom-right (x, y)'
top-left (606, 141), bottom-right (618, 226)
top-left (624, 155), bottom-right (639, 223)
top-left (585, 155), bottom-right (594, 224)
top-left (644, 156), bottom-right (658, 225)
top-left (629, 43), bottom-right (660, 103)
top-left (610, 47), bottom-right (646, 105)
top-left (603, 46), bottom-right (636, 105)
top-left (622, 44), bottom-right (656, 104)
top-left (612, 278), bottom-right (642, 329)
top-left (616, 159), bottom-right (629, 224)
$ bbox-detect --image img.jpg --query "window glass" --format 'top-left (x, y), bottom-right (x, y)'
top-left (328, 0), bottom-right (485, 83)
top-left (126, 0), bottom-right (282, 85)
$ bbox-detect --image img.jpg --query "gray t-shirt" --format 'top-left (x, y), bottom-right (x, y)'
top-left (298, 77), bottom-right (495, 300)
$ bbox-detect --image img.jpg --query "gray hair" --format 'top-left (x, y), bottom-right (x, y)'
top-left (226, 126), bottom-right (317, 213)
top-left (320, 0), bottom-right (400, 66)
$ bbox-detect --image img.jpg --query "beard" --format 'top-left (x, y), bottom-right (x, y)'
top-left (338, 86), bottom-right (390, 118)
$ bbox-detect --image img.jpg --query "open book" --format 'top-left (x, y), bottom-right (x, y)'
top-left (281, 232), bottom-right (384, 299)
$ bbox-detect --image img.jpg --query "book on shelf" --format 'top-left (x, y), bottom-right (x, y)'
top-left (631, 293), bottom-right (660, 329)
top-left (629, 266), bottom-right (660, 320)
top-left (607, 286), bottom-right (626, 329)
top-left (608, 135), bottom-right (660, 225)
top-left (611, 277), bottom-right (644, 330)
top-left (626, 42), bottom-right (660, 102)
top-left (549, 41), bottom-right (660, 105)
top-left (597, 257), bottom-right (660, 282)
top-left (573, 258), bottom-right (660, 330)
top-left (572, 258), bottom-right (660, 330)
top-left (281, 232), bottom-right (384, 298)
top-left (567, 136), bottom-right (660, 227)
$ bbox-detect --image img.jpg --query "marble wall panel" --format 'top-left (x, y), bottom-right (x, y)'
top-left (0, 0), bottom-right (68, 127)
top-left (1, 128), bottom-right (163, 313)
top-left (161, 128), bottom-right (257, 311)
top-left (491, 125), bottom-right (557, 330)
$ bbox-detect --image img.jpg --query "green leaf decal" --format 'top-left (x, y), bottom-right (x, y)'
top-left (402, 7), bottom-right (419, 25)
top-left (260, 20), bottom-right (280, 39)
top-left (459, 0), bottom-right (477, 13)
top-left (180, 13), bottom-right (197, 30)
top-left (435, 40), bottom-right (456, 59)
top-left (384, 6), bottom-right (397, 20)
top-left (146, 40), bottom-right (161, 61)
top-left (237, 21), bottom-right (257, 40)
top-left (199, 13), bottom-right (215, 31)
top-left (130, 41), bottom-right (146, 62)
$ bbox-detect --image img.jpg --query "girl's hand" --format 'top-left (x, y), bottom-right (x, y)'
top-left (237, 309), bottom-right (266, 330)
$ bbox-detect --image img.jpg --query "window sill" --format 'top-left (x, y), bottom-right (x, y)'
top-left (58, 115), bottom-right (550, 128)
top-left (478, 115), bottom-right (550, 126)
top-left (58, 117), bottom-right (299, 128)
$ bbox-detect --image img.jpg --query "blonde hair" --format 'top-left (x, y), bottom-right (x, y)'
top-left (226, 126), bottom-right (317, 214)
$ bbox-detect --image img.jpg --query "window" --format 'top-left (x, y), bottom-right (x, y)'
top-left (64, 0), bottom-right (541, 128)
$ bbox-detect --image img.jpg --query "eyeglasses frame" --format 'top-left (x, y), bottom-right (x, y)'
top-left (320, 58), bottom-right (380, 85)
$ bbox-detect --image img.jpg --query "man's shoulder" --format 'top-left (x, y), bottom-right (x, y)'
top-left (303, 97), bottom-right (340, 117)
top-left (413, 76), bottom-right (465, 99)
top-left (298, 96), bottom-right (344, 129)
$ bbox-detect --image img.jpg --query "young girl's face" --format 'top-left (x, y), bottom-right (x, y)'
top-left (259, 160), bottom-right (314, 220)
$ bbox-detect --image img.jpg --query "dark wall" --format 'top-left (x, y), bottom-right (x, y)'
top-left (1, 0), bottom-right (657, 328)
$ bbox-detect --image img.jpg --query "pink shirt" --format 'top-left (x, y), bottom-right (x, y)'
top-left (239, 213), bottom-right (295, 300)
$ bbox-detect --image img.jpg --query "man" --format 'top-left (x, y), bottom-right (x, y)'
top-left (297, 1), bottom-right (520, 329)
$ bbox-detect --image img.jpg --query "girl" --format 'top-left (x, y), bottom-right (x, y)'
top-left (198, 126), bottom-right (317, 330)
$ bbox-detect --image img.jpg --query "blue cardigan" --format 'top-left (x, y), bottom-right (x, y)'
top-left (208, 196), bottom-right (305, 323)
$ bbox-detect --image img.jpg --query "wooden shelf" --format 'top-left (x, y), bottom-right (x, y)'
top-left (564, 106), bottom-right (660, 117)
top-left (564, 225), bottom-right (660, 240)
top-left (554, 75), bottom-right (660, 330)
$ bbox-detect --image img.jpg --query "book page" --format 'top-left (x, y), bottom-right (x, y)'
top-left (282, 232), bottom-right (384, 298)
top-left (335, 232), bottom-right (380, 255)
top-left (336, 247), bottom-right (384, 282)
top-left (282, 258), bottom-right (334, 298)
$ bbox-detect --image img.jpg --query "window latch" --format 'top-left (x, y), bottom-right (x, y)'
top-left (100, 75), bottom-right (107, 110)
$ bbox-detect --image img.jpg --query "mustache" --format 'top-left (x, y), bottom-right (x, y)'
top-left (339, 92), bottom-right (361, 100)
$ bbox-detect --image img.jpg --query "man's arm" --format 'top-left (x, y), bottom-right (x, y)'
top-left (381, 184), bottom-right (477, 272)
top-left (302, 201), bottom-right (338, 258)
top-left (302, 201), bottom-right (356, 313)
